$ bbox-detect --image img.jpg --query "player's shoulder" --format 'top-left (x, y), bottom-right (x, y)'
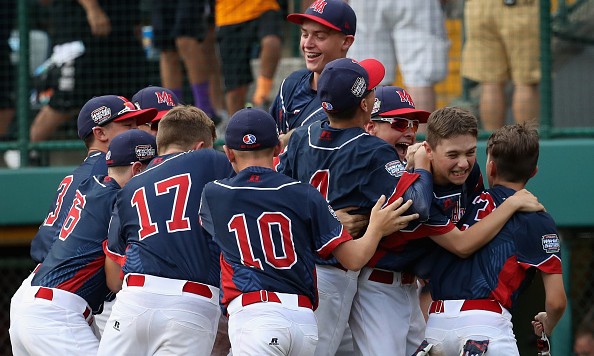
top-left (359, 134), bottom-right (399, 158)
top-left (73, 151), bottom-right (108, 177)
top-left (284, 68), bottom-right (312, 85)
top-left (78, 174), bottom-right (121, 198)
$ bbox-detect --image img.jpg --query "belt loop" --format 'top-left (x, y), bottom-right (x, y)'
top-left (434, 300), bottom-right (444, 314)
top-left (260, 290), bottom-right (268, 302)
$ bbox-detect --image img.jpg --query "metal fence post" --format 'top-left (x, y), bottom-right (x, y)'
top-left (540, 0), bottom-right (553, 139)
top-left (17, 0), bottom-right (30, 166)
top-left (552, 231), bottom-right (573, 355)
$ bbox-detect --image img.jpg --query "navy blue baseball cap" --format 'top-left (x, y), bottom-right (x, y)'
top-left (225, 108), bottom-right (280, 151)
top-left (132, 86), bottom-right (181, 127)
top-left (106, 129), bottom-right (157, 167)
top-left (371, 86), bottom-right (431, 123)
top-left (77, 95), bottom-right (158, 139)
top-left (317, 58), bottom-right (385, 113)
top-left (287, 0), bottom-right (356, 36)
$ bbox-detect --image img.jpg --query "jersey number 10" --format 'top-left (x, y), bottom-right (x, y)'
top-left (228, 213), bottom-right (297, 270)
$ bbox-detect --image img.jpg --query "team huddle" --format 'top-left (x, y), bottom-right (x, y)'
top-left (9, 1), bottom-right (566, 355)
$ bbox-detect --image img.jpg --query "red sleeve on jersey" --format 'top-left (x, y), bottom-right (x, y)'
top-left (518, 255), bottom-right (562, 274)
top-left (386, 171), bottom-right (420, 205)
top-left (318, 227), bottom-right (353, 259)
top-left (378, 223), bottom-right (456, 252)
top-left (103, 240), bottom-right (126, 267)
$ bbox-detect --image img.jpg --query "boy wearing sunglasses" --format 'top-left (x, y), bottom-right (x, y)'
top-left (365, 86), bottom-right (428, 162)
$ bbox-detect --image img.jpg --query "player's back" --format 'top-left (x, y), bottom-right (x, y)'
top-left (278, 120), bottom-right (403, 211)
top-left (430, 185), bottom-right (562, 309)
top-left (114, 149), bottom-right (233, 285)
top-left (200, 166), bottom-right (347, 308)
top-left (30, 151), bottom-right (107, 263)
top-left (32, 175), bottom-right (118, 312)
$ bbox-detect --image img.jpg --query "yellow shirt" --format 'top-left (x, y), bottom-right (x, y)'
top-left (216, 0), bottom-right (281, 27)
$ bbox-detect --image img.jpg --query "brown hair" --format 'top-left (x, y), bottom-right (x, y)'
top-left (426, 107), bottom-right (478, 148)
top-left (486, 122), bottom-right (539, 184)
top-left (156, 105), bottom-right (216, 152)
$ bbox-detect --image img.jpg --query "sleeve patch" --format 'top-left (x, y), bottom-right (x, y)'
top-left (541, 234), bottom-right (560, 253)
top-left (385, 160), bottom-right (405, 177)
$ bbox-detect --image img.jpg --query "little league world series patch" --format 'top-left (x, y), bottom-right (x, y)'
top-left (384, 160), bottom-right (406, 177)
top-left (541, 234), bottom-right (560, 253)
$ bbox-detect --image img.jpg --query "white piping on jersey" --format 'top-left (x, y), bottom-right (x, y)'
top-left (135, 151), bottom-right (187, 177)
top-left (525, 254), bottom-right (562, 267)
top-left (280, 77), bottom-right (288, 114)
top-left (104, 243), bottom-right (125, 258)
top-left (433, 191), bottom-right (461, 199)
top-left (299, 107), bottom-right (324, 127)
top-left (93, 175), bottom-right (107, 188)
top-left (279, 77), bottom-right (289, 132)
top-left (316, 229), bottom-right (346, 254)
top-left (307, 124), bottom-right (370, 150)
top-left (213, 180), bottom-right (301, 190)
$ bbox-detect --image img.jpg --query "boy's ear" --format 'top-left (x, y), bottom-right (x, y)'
top-left (530, 166), bottom-right (538, 178)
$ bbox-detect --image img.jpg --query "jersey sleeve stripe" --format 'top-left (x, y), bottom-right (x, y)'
top-left (317, 227), bottom-right (352, 259)
top-left (518, 255), bottom-right (562, 274)
top-left (103, 240), bottom-right (126, 266)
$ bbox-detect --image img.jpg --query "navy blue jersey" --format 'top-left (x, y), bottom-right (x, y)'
top-left (276, 120), bottom-right (432, 266)
top-left (31, 151), bottom-right (107, 263)
top-left (32, 175), bottom-right (119, 313)
top-left (105, 149), bottom-right (234, 286)
top-left (371, 163), bottom-right (484, 273)
top-left (429, 185), bottom-right (562, 310)
top-left (269, 69), bottom-right (327, 133)
top-left (199, 167), bottom-right (351, 309)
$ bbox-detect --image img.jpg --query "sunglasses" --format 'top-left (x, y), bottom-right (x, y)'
top-left (371, 117), bottom-right (420, 133)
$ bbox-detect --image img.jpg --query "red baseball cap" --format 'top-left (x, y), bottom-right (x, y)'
top-left (287, 0), bottom-right (356, 36)
top-left (371, 86), bottom-right (431, 123)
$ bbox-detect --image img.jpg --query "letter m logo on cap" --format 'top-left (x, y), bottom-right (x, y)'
top-left (396, 89), bottom-right (415, 107)
top-left (310, 0), bottom-right (328, 14)
top-left (155, 91), bottom-right (175, 107)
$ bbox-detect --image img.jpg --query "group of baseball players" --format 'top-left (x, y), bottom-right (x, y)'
top-left (9, 0), bottom-right (566, 355)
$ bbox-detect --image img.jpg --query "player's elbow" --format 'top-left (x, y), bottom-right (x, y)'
top-left (106, 278), bottom-right (123, 293)
top-left (546, 294), bottom-right (567, 317)
top-left (339, 260), bottom-right (363, 272)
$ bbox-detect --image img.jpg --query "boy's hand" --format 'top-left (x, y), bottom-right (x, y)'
top-left (368, 196), bottom-right (419, 237)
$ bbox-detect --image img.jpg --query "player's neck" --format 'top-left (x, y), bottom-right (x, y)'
top-left (329, 114), bottom-right (368, 129)
top-left (237, 158), bottom-right (274, 172)
top-left (492, 179), bottom-right (525, 191)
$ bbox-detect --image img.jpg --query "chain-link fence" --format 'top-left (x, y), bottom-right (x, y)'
top-left (0, 255), bottom-right (36, 355)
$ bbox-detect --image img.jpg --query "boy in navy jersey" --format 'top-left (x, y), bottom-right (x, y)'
top-left (30, 95), bottom-right (157, 264)
top-left (421, 123), bottom-right (566, 355)
top-left (10, 130), bottom-right (157, 355)
top-left (200, 107), bottom-right (418, 355)
top-left (100, 106), bottom-right (233, 355)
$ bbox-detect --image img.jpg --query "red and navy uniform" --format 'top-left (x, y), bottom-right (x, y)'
top-left (276, 120), bottom-right (433, 266)
top-left (199, 166), bottom-right (351, 311)
top-left (105, 149), bottom-right (233, 287)
top-left (31, 175), bottom-right (119, 313)
top-left (429, 185), bottom-right (562, 310)
top-left (269, 69), bottom-right (327, 133)
top-left (31, 151), bottom-right (107, 264)
top-left (371, 163), bottom-right (484, 273)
